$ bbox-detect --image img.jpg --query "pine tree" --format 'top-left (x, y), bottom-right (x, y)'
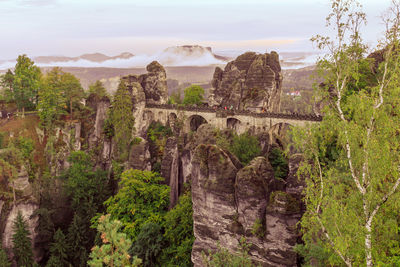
top-left (67, 214), bottom-right (90, 267)
top-left (88, 214), bottom-right (142, 267)
top-left (12, 211), bottom-right (34, 267)
top-left (46, 229), bottom-right (69, 267)
top-left (0, 246), bottom-right (11, 267)
top-left (111, 80), bottom-right (135, 161)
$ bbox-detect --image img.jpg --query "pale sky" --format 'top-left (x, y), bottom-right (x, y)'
top-left (0, 0), bottom-right (393, 59)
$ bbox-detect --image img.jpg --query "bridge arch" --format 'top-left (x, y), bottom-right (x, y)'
top-left (185, 114), bottom-right (208, 132)
top-left (227, 117), bottom-right (242, 132)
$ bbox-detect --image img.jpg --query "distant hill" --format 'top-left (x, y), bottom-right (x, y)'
top-left (34, 52), bottom-right (135, 64)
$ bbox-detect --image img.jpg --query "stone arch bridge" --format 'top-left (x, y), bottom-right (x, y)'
top-left (144, 104), bottom-right (322, 134)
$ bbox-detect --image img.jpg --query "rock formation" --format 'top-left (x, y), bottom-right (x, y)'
top-left (191, 144), bottom-right (304, 266)
top-left (122, 61), bottom-right (168, 136)
top-left (161, 137), bottom-right (180, 208)
top-left (209, 51), bottom-right (282, 112)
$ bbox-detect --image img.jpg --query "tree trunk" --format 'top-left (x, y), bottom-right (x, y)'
top-left (365, 220), bottom-right (373, 267)
top-left (22, 106), bottom-right (25, 118)
top-left (70, 99), bottom-right (73, 121)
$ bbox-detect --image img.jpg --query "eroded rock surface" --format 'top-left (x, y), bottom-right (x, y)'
top-left (209, 51), bottom-right (282, 112)
top-left (2, 203), bottom-right (39, 262)
top-left (191, 145), bottom-right (304, 267)
top-left (161, 137), bottom-right (180, 208)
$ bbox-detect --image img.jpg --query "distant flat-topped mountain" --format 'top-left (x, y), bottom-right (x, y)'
top-left (34, 52), bottom-right (135, 64)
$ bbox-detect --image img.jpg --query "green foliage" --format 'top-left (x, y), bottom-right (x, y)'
top-left (13, 55), bottom-right (41, 113)
top-left (0, 132), bottom-right (5, 149)
top-left (202, 238), bottom-right (257, 267)
top-left (61, 151), bottom-right (110, 265)
top-left (67, 214), bottom-right (90, 267)
top-left (88, 214), bottom-right (142, 267)
top-left (147, 122), bottom-right (173, 172)
top-left (268, 148), bottom-right (288, 180)
top-left (229, 132), bottom-right (261, 165)
top-left (63, 151), bottom-right (109, 214)
top-left (182, 85), bottom-right (204, 106)
top-left (103, 169), bottom-right (169, 241)
top-left (12, 211), bottom-right (34, 267)
top-left (251, 218), bottom-right (264, 238)
top-left (61, 72), bottom-right (84, 120)
top-left (291, 1), bottom-right (400, 266)
top-left (46, 229), bottom-right (69, 267)
top-left (131, 222), bottom-right (164, 267)
top-left (88, 80), bottom-right (108, 99)
top-left (14, 136), bottom-right (34, 160)
top-left (0, 69), bottom-right (15, 102)
top-left (168, 88), bottom-right (182, 104)
top-left (161, 192), bottom-right (194, 267)
top-left (110, 80), bottom-right (135, 161)
top-left (38, 68), bottom-right (67, 130)
top-left (0, 246), bottom-right (11, 267)
top-left (103, 116), bottom-right (114, 138)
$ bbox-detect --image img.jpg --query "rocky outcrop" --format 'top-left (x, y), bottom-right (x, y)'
top-left (209, 51), bottom-right (282, 112)
top-left (2, 203), bottom-right (39, 262)
top-left (191, 144), bottom-right (304, 267)
top-left (140, 61), bottom-right (168, 104)
top-left (123, 61), bottom-right (168, 108)
top-left (127, 137), bottom-right (151, 171)
top-left (88, 96), bottom-right (111, 149)
top-left (191, 144), bottom-right (240, 265)
top-left (161, 137), bottom-right (180, 208)
top-left (122, 61), bottom-right (168, 136)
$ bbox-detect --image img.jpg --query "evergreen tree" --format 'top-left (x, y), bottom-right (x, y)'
top-left (67, 214), bottom-right (90, 266)
top-left (46, 229), bottom-right (69, 267)
top-left (88, 80), bottom-right (108, 99)
top-left (0, 246), bottom-right (11, 267)
top-left (110, 80), bottom-right (135, 160)
top-left (131, 222), bottom-right (164, 267)
top-left (88, 214), bottom-right (142, 267)
top-left (12, 211), bottom-right (34, 267)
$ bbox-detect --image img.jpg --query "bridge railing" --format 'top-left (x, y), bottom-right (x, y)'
top-left (145, 103), bottom-right (322, 122)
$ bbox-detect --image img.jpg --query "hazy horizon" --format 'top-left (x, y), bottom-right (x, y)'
top-left (0, 0), bottom-right (393, 61)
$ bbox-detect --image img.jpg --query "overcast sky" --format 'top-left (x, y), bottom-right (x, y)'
top-left (0, 0), bottom-right (393, 59)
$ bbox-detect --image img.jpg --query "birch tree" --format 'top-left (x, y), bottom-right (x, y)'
top-left (293, 0), bottom-right (400, 266)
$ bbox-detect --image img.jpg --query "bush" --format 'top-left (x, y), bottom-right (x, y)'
top-left (161, 192), bottom-right (194, 266)
top-left (202, 237), bottom-right (257, 267)
top-left (229, 132), bottom-right (261, 165)
top-left (182, 85), bottom-right (204, 106)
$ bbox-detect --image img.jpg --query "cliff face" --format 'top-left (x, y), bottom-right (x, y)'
top-left (209, 51), bottom-right (282, 112)
top-left (191, 144), bottom-right (304, 266)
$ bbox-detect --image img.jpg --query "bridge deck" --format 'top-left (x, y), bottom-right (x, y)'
top-left (145, 104), bottom-right (322, 122)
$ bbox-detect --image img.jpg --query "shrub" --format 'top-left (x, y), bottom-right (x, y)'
top-left (229, 132), bottom-right (261, 165)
